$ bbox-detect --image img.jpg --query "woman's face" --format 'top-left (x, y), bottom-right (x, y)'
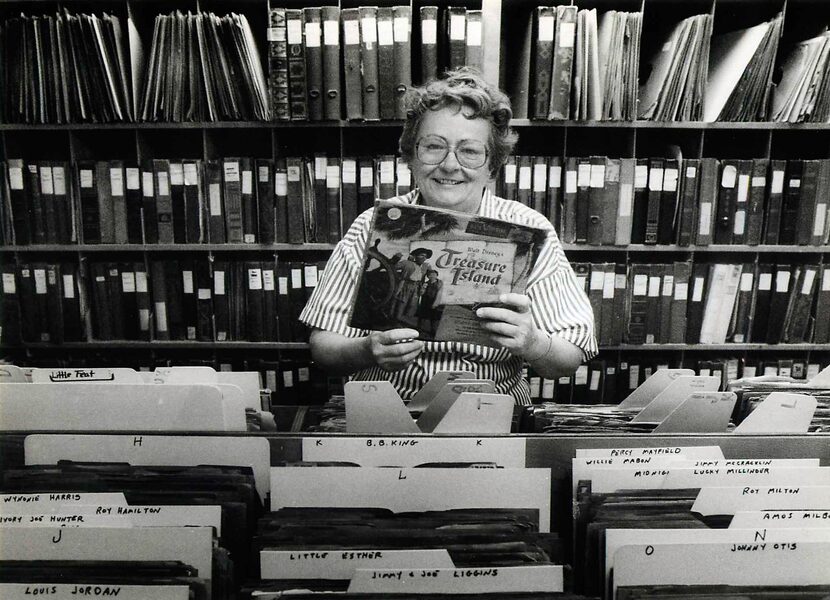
top-left (410, 106), bottom-right (492, 214)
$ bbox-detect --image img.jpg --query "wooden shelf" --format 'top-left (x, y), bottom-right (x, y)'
top-left (0, 243), bottom-right (336, 252)
top-left (561, 244), bottom-right (829, 253)
top-left (599, 344), bottom-right (829, 351)
top-left (6, 341), bottom-right (310, 350)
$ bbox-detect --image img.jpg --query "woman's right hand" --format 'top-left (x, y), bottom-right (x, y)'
top-left (366, 328), bottom-right (424, 371)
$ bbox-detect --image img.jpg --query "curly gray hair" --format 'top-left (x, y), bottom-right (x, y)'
top-left (398, 67), bottom-right (518, 178)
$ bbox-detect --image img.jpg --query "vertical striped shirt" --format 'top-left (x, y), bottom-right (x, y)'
top-left (299, 189), bottom-right (597, 405)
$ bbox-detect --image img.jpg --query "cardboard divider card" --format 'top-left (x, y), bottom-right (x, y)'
top-left (605, 528), bottom-right (830, 595)
top-left (270, 467), bottom-right (552, 532)
top-left (431, 393), bottom-right (514, 434)
top-left (0, 384), bottom-right (236, 431)
top-left (346, 381), bottom-right (420, 433)
top-left (24, 435), bottom-right (271, 501)
top-left (0, 365), bottom-right (29, 382)
top-left (152, 366), bottom-right (218, 384)
top-left (30, 367), bottom-right (144, 383)
top-left (0, 526), bottom-right (213, 585)
top-left (652, 391), bottom-right (737, 433)
top-left (734, 392), bottom-right (817, 433)
top-left (612, 541), bottom-right (830, 591)
top-left (0, 505), bottom-right (221, 532)
top-left (662, 466), bottom-right (830, 489)
top-left (575, 446), bottom-right (724, 459)
top-left (0, 584), bottom-right (190, 600)
top-left (301, 437), bottom-right (527, 467)
top-left (730, 510), bottom-right (830, 529)
top-left (415, 381), bottom-right (496, 432)
top-left (347, 565), bottom-right (563, 594)
top-left (630, 376), bottom-right (721, 423)
top-left (617, 368), bottom-right (694, 409)
top-left (0, 493), bottom-right (128, 512)
top-left (215, 383), bottom-right (247, 429)
top-left (692, 486), bottom-right (830, 517)
top-left (215, 371), bottom-right (263, 410)
top-left (406, 371), bottom-right (476, 411)
top-left (260, 549), bottom-right (455, 580)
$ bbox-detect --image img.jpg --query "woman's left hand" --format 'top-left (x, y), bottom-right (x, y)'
top-left (474, 293), bottom-right (540, 358)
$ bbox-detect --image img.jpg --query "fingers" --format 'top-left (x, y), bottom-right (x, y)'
top-left (370, 329), bottom-right (424, 371)
top-left (475, 294), bottom-right (531, 322)
top-left (378, 329), bottom-right (420, 344)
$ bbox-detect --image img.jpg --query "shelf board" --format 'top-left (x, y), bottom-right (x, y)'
top-left (600, 344), bottom-right (828, 351)
top-left (4, 120), bottom-right (830, 131)
top-left (562, 244), bottom-right (826, 253)
top-left (0, 243), bottom-right (336, 252)
top-left (5, 341), bottom-right (310, 350)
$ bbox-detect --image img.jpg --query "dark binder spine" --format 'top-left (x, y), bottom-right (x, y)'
top-left (240, 157), bottom-right (257, 243)
top-left (779, 159), bottom-right (802, 245)
top-left (286, 9), bottom-right (309, 121)
top-left (169, 162), bottom-right (186, 244)
top-left (256, 159), bottom-right (276, 245)
top-left (222, 158), bottom-right (244, 244)
top-left (644, 158), bottom-right (663, 245)
top-left (763, 160), bottom-right (786, 244)
top-left (658, 159), bottom-right (678, 245)
top-left (268, 7), bottom-right (290, 121)
top-left (77, 162), bottom-right (100, 244)
top-left (377, 7), bottom-right (396, 120)
top-left (676, 159), bottom-right (700, 246)
top-left (392, 6), bottom-right (412, 120)
top-left (124, 165), bottom-right (144, 244)
top-left (302, 7), bottom-right (324, 121)
top-left (341, 8), bottom-right (363, 120)
top-left (7, 160), bottom-right (31, 245)
top-left (326, 157), bottom-right (341, 243)
top-left (746, 158), bottom-right (769, 246)
top-left (419, 6), bottom-right (439, 83)
top-left (447, 7), bottom-right (466, 70)
top-left (152, 159), bottom-right (173, 244)
top-left (359, 7), bottom-right (380, 121)
top-left (140, 160), bottom-right (158, 244)
top-left (714, 159), bottom-right (738, 245)
top-left (531, 7), bottom-right (554, 120)
top-left (548, 5), bottom-right (576, 120)
top-left (322, 6), bottom-right (342, 121)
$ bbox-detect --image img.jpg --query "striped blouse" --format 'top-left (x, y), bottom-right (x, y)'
top-left (299, 189), bottom-right (598, 405)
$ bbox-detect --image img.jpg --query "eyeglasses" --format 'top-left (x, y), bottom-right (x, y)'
top-left (415, 135), bottom-right (488, 169)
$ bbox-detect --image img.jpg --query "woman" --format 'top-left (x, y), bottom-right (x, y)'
top-left (299, 68), bottom-right (596, 405)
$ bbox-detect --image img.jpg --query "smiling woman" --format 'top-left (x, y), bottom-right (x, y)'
top-left (299, 68), bottom-right (598, 406)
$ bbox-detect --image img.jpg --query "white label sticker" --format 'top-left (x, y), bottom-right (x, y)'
top-left (776, 270), bottom-right (790, 291)
top-left (559, 21), bottom-right (575, 48)
top-left (214, 271), bottom-right (225, 295)
top-left (674, 282), bottom-right (688, 301)
top-left (662, 275), bottom-right (674, 296)
top-left (224, 161), bottom-right (240, 183)
top-left (803, 268), bottom-right (816, 294)
top-left (518, 166), bottom-right (531, 190)
top-left (635, 165), bottom-right (648, 188)
top-left (34, 270), bottom-right (47, 295)
top-left (663, 168), bottom-right (678, 192)
top-left (377, 18), bottom-right (393, 46)
top-left (771, 170), bottom-right (784, 194)
top-left (135, 271), bottom-right (147, 293)
top-left (648, 276), bottom-right (661, 297)
top-left (722, 164), bottom-right (737, 188)
top-left (759, 272), bottom-right (772, 291)
top-left (287, 18), bottom-right (303, 44)
top-left (533, 164), bottom-right (546, 192)
top-left (692, 276), bottom-right (705, 302)
top-left (790, 178), bottom-right (801, 188)
top-left (8, 166), bottom-right (24, 190)
top-left (278, 277), bottom-right (289, 295)
top-left (822, 269), bottom-right (830, 292)
top-left (633, 274), bottom-right (648, 296)
top-left (258, 166), bottom-right (269, 183)
top-left (393, 16), bottom-right (409, 42)
top-left (198, 288), bottom-right (211, 300)
top-left (327, 165), bottom-right (341, 187)
top-left (740, 272), bottom-right (753, 292)
top-left (360, 166), bottom-right (373, 187)
top-left (304, 21), bottom-right (321, 47)
top-left (590, 163), bottom-right (605, 188)
top-left (39, 166), bottom-right (54, 195)
top-left (450, 14), bottom-right (465, 40)
top-left (686, 166), bottom-right (697, 178)
top-left (142, 172), bottom-right (153, 196)
top-left (565, 170), bottom-right (577, 194)
top-left (248, 268), bottom-right (263, 291)
top-left (62, 274), bottom-right (75, 298)
top-left (619, 183), bottom-right (633, 217)
top-left (304, 265), bottom-right (319, 287)
top-left (422, 19), bottom-right (437, 45)
top-left (752, 176), bottom-right (765, 187)
top-left (169, 163), bottom-right (183, 186)
top-left (182, 271), bottom-right (194, 295)
top-left (263, 269), bottom-right (275, 291)
top-left (733, 210), bottom-right (746, 235)
top-left (648, 168), bottom-right (663, 192)
top-left (361, 16), bottom-right (377, 44)
top-left (379, 161), bottom-right (394, 184)
top-left (275, 172), bottom-right (288, 196)
top-left (110, 168), bottom-right (124, 196)
top-left (291, 268), bottom-right (303, 288)
top-left (126, 167), bottom-right (140, 190)
top-left (80, 169), bottom-right (94, 189)
top-left (209, 183), bottom-right (222, 215)
top-left (156, 171), bottom-right (169, 196)
top-left (342, 160), bottom-right (357, 184)
top-left (242, 170), bottom-right (253, 195)
top-left (549, 165), bottom-right (562, 187)
top-left (813, 204), bottom-right (827, 237)
top-left (539, 15), bottom-right (555, 41)
top-left (344, 20), bottom-right (360, 45)
top-left (699, 203), bottom-right (712, 234)
top-left (324, 20), bottom-right (339, 45)
top-left (120, 271), bottom-right (135, 293)
top-left (504, 164), bottom-right (517, 184)
top-left (467, 21), bottom-right (481, 46)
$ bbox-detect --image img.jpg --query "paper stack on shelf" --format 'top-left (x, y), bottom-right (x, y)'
top-left (638, 14), bottom-right (713, 121)
top-left (139, 11), bottom-right (268, 122)
top-left (704, 13), bottom-right (783, 122)
top-left (598, 10), bottom-right (642, 121)
top-left (772, 31), bottom-right (830, 123)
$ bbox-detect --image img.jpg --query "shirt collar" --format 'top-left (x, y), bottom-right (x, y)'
top-left (409, 188), bottom-right (495, 217)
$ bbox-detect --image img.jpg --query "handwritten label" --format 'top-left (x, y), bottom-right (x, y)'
top-left (692, 486), bottom-right (830, 517)
top-left (0, 584), bottom-right (189, 599)
top-left (575, 446), bottom-right (724, 459)
top-left (261, 549), bottom-right (453, 580)
top-left (349, 565), bottom-right (562, 594)
top-left (302, 437), bottom-right (525, 467)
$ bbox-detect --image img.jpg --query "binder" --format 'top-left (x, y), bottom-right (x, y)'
top-left (699, 263), bottom-right (742, 344)
top-left (695, 157), bottom-right (718, 246)
top-left (644, 263), bottom-right (662, 344)
top-left (658, 158), bottom-right (678, 245)
top-left (531, 155), bottom-right (548, 215)
top-left (392, 5), bottom-right (412, 119)
top-left (124, 164), bottom-right (143, 244)
top-left (95, 161), bottom-right (115, 244)
top-left (813, 264), bottom-right (830, 343)
top-left (149, 261), bottom-right (169, 341)
top-left (0, 265), bottom-right (21, 345)
top-left (611, 262), bottom-right (627, 345)
top-left (276, 261), bottom-right (292, 342)
top-left (342, 8), bottom-right (363, 120)
top-left (359, 7), bottom-right (380, 121)
top-left (669, 261), bottom-right (691, 344)
top-left (89, 263), bottom-right (112, 340)
top-left (586, 156), bottom-right (606, 245)
top-left (447, 7), bottom-right (466, 70)
top-left (274, 158), bottom-right (289, 243)
top-left (676, 159), bottom-right (699, 246)
top-left (51, 162), bottom-right (73, 244)
top-left (38, 163), bottom-right (56, 243)
top-left (44, 264), bottom-right (64, 344)
top-left (302, 7), bottom-right (324, 121)
top-left (341, 158), bottom-right (358, 232)
top-left (240, 157), bottom-right (257, 243)
top-left (358, 157), bottom-right (375, 213)
top-left (575, 157), bottom-right (591, 243)
top-left (205, 159), bottom-right (225, 243)
top-left (625, 263), bottom-right (648, 344)
top-left (658, 264), bottom-right (674, 344)
top-left (286, 9), bottom-right (308, 121)
top-left (119, 264), bottom-right (139, 340)
top-left (321, 5), bottom-right (341, 121)
top-left (182, 159), bottom-right (203, 244)
top-left (465, 9), bottom-right (483, 73)
top-left (750, 263), bottom-right (774, 343)
top-left (6, 159), bottom-right (31, 244)
top-left (630, 159), bottom-right (648, 244)
top-left (685, 261), bottom-right (709, 344)
top-left (256, 159), bottom-right (275, 244)
top-left (262, 260), bottom-right (277, 342)
top-left (599, 263), bottom-right (616, 345)
top-left (502, 155), bottom-right (518, 201)
top-left (212, 260), bottom-right (231, 341)
top-left (420, 6), bottom-right (439, 83)
top-left (180, 261), bottom-right (198, 340)
top-left (26, 163), bottom-right (46, 244)
top-left (134, 261), bottom-right (151, 341)
top-left (60, 262), bottom-right (83, 342)
top-left (32, 265), bottom-right (51, 342)
top-left (587, 264), bottom-right (603, 343)
top-left (714, 159), bottom-right (738, 244)
top-left (267, 7), bottom-right (290, 121)
top-left (602, 158), bottom-right (620, 245)
top-left (746, 158), bottom-right (769, 246)
top-left (312, 154), bottom-right (328, 242)
top-left (561, 156), bottom-right (578, 243)
top-left (731, 159), bottom-right (752, 245)
top-left (779, 159), bottom-right (802, 244)
top-left (795, 158), bottom-right (820, 245)
top-left (644, 158), bottom-right (663, 245)
top-left (141, 160), bottom-right (158, 244)
top-left (164, 260), bottom-right (185, 340)
top-left (168, 161), bottom-right (186, 244)
top-left (376, 155), bottom-right (396, 200)
top-left (377, 6), bottom-right (396, 120)
top-left (285, 157), bottom-right (305, 244)
top-left (195, 259), bottom-right (213, 341)
top-left (763, 159), bottom-right (786, 244)
top-left (812, 158), bottom-right (830, 246)
top-left (17, 265), bottom-right (39, 342)
top-left (153, 159), bottom-right (173, 244)
top-left (516, 155), bottom-right (532, 207)
top-left (548, 5), bottom-right (577, 120)
top-left (765, 264), bottom-right (793, 343)
top-left (222, 158), bottom-right (244, 243)
top-left (326, 157), bottom-right (341, 243)
top-left (730, 264), bottom-right (755, 343)
top-left (784, 263), bottom-right (819, 343)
